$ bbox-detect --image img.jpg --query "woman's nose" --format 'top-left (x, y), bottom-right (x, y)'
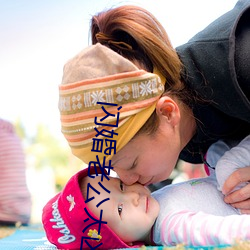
top-left (114, 168), bottom-right (139, 185)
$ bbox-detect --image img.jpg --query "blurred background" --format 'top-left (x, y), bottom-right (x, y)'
top-left (0, 0), bottom-right (238, 223)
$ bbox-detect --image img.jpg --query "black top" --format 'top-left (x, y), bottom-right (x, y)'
top-left (176, 0), bottom-right (250, 164)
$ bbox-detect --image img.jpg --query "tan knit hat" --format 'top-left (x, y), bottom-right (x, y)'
top-left (59, 43), bottom-right (165, 164)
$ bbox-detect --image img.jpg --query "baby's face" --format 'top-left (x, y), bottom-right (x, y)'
top-left (84, 175), bottom-right (159, 243)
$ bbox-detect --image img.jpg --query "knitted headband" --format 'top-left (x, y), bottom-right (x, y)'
top-left (59, 43), bottom-right (165, 164)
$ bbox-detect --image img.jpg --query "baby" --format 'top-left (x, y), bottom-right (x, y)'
top-left (42, 135), bottom-right (250, 249)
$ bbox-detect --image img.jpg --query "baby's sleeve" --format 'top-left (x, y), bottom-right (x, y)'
top-left (215, 135), bottom-right (250, 192)
top-left (158, 210), bottom-right (250, 247)
top-left (205, 139), bottom-right (231, 178)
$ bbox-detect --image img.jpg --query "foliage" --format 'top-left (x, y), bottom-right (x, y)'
top-left (14, 120), bottom-right (84, 191)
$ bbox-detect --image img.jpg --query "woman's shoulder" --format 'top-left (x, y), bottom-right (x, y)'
top-left (176, 0), bottom-right (250, 123)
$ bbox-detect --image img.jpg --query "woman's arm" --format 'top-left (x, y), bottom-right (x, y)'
top-left (215, 135), bottom-right (250, 213)
top-left (215, 135), bottom-right (250, 192)
top-left (223, 166), bottom-right (250, 213)
top-left (206, 135), bottom-right (250, 213)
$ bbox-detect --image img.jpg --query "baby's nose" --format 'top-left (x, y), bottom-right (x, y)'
top-left (126, 191), bottom-right (139, 206)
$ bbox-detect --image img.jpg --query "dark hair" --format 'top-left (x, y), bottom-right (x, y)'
top-left (90, 5), bottom-right (195, 135)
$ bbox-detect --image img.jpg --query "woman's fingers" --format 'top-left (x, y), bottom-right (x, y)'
top-left (223, 167), bottom-right (250, 212)
top-left (239, 209), bottom-right (250, 214)
top-left (222, 167), bottom-right (250, 195)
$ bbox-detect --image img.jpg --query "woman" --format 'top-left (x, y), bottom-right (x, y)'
top-left (59, 1), bottom-right (250, 211)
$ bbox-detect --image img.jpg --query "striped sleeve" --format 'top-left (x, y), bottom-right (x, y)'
top-left (0, 119), bottom-right (31, 224)
top-left (159, 210), bottom-right (250, 246)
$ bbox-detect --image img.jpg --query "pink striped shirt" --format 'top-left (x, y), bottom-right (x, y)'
top-left (158, 210), bottom-right (250, 246)
top-left (0, 119), bottom-right (31, 224)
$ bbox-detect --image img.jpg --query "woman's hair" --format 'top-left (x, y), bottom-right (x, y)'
top-left (90, 5), bottom-right (193, 135)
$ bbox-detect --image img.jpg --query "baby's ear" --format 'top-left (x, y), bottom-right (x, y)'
top-left (156, 96), bottom-right (180, 126)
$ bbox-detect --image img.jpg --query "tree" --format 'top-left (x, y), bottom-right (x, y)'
top-left (14, 120), bottom-right (85, 191)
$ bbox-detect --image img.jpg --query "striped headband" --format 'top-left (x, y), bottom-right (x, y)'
top-left (59, 43), bottom-right (165, 164)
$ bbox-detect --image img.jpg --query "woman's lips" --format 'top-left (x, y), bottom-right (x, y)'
top-left (143, 177), bottom-right (154, 186)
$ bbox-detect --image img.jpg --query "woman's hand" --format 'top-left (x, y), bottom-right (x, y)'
top-left (223, 166), bottom-right (250, 214)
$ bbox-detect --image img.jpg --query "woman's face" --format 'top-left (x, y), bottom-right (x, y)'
top-left (112, 123), bottom-right (181, 186)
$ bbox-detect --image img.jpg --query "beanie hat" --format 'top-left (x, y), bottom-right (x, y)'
top-left (42, 166), bottom-right (142, 249)
top-left (59, 43), bottom-right (165, 164)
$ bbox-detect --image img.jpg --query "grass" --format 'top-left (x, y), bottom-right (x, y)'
top-left (138, 241), bottom-right (250, 250)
